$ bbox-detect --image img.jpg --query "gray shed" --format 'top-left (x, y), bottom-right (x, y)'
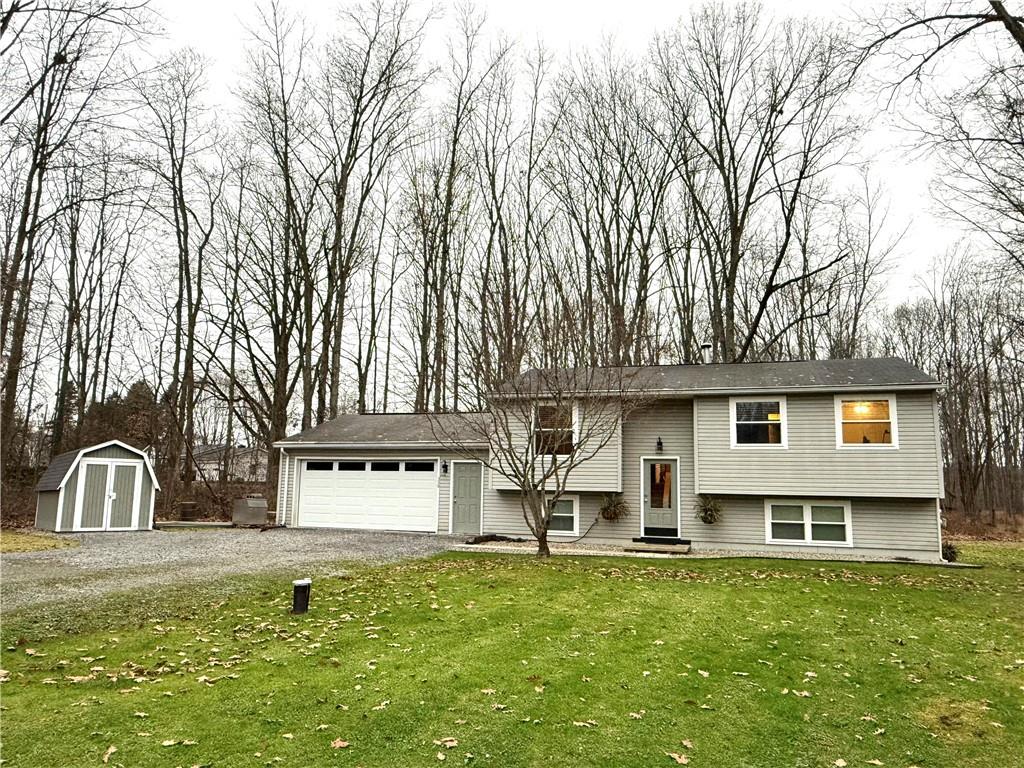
top-left (35, 440), bottom-right (160, 532)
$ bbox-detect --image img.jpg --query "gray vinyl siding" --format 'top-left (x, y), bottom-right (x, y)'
top-left (58, 466), bottom-right (78, 531)
top-left (684, 495), bottom-right (940, 559)
top-left (35, 491), bottom-right (59, 531)
top-left (84, 445), bottom-right (143, 460)
top-left (694, 391), bottom-right (943, 498)
top-left (278, 448), bottom-right (482, 531)
top-left (490, 402), bottom-right (622, 493)
top-left (139, 476), bottom-right (154, 528)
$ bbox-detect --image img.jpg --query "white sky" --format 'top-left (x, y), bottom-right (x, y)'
top-left (152, 0), bottom-right (966, 306)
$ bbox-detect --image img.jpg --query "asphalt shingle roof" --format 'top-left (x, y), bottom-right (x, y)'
top-left (504, 357), bottom-right (938, 395)
top-left (35, 449), bottom-right (81, 492)
top-left (278, 412), bottom-right (491, 446)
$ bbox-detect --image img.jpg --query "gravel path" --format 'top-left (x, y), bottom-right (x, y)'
top-left (1, 528), bottom-right (457, 613)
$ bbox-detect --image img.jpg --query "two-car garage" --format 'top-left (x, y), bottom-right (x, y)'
top-left (296, 458), bottom-right (439, 531)
top-left (275, 412), bottom-right (489, 534)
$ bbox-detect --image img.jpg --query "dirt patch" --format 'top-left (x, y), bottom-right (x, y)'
top-left (917, 699), bottom-right (1000, 743)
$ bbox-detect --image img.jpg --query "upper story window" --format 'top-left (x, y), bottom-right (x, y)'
top-left (731, 396), bottom-right (787, 448)
top-left (534, 404), bottom-right (574, 455)
top-left (835, 395), bottom-right (898, 448)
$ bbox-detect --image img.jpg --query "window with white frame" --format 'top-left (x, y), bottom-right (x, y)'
top-left (835, 395), bottom-right (897, 447)
top-left (547, 496), bottom-right (578, 535)
top-left (534, 404), bottom-right (574, 455)
top-left (731, 397), bottom-right (787, 447)
top-left (765, 500), bottom-right (851, 545)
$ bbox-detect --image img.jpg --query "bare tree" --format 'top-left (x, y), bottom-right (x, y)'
top-left (430, 365), bottom-right (645, 556)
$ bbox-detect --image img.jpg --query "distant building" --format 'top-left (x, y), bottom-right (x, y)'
top-left (183, 444), bottom-right (268, 483)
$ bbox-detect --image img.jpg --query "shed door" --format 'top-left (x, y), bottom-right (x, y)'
top-left (77, 461), bottom-right (140, 531)
top-left (108, 464), bottom-right (139, 529)
top-left (80, 464), bottom-right (109, 530)
top-left (296, 459), bottom-right (438, 532)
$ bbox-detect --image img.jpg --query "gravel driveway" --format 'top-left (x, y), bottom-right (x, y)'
top-left (1, 528), bottom-right (457, 613)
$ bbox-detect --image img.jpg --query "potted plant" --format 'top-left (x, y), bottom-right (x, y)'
top-left (694, 494), bottom-right (722, 525)
top-left (599, 493), bottom-right (631, 522)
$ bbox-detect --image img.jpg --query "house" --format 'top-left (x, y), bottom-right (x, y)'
top-left (183, 444), bottom-right (268, 483)
top-left (273, 358), bottom-right (945, 562)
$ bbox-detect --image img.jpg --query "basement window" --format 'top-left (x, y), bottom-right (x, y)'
top-left (765, 500), bottom-right (852, 546)
top-left (547, 496), bottom-right (579, 536)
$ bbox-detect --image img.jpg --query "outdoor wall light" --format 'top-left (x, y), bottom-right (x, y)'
top-left (656, 436), bottom-right (663, 453)
top-left (441, 460), bottom-right (449, 474)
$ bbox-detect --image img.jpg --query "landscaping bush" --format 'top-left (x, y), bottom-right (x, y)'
top-left (694, 493), bottom-right (722, 524)
top-left (942, 541), bottom-right (960, 562)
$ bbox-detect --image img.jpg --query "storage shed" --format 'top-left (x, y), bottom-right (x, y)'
top-left (34, 440), bottom-right (160, 532)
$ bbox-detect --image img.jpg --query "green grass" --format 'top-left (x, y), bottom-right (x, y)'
top-left (0, 530), bottom-right (77, 553)
top-left (1, 543), bottom-right (1022, 767)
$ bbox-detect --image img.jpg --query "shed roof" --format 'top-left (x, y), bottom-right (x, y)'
top-left (35, 440), bottom-right (161, 492)
top-left (34, 449), bottom-right (81, 492)
top-left (276, 412), bottom-right (490, 447)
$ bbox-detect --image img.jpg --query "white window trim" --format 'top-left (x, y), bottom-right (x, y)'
top-left (763, 498), bottom-right (853, 547)
top-left (533, 401), bottom-right (579, 456)
top-left (730, 395), bottom-right (789, 449)
top-left (547, 493), bottom-right (579, 537)
top-left (834, 394), bottom-right (899, 449)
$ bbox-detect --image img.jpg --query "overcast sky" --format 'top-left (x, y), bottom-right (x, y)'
top-left (152, 0), bottom-right (967, 306)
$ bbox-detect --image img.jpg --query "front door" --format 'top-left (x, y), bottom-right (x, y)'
top-left (451, 461), bottom-right (482, 535)
top-left (642, 458), bottom-right (678, 538)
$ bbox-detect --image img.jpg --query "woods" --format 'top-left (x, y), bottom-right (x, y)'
top-left (1, 0), bottom-right (1021, 526)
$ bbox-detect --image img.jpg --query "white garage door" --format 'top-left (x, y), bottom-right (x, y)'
top-left (296, 459), bottom-right (439, 532)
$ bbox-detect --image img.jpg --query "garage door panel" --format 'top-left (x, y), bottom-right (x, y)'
top-left (297, 460), bottom-right (438, 532)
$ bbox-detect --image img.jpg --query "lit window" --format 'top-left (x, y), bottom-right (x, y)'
top-left (535, 405), bottom-right (574, 455)
top-left (547, 497), bottom-right (578, 535)
top-left (731, 397), bottom-right (787, 447)
top-left (765, 500), bottom-right (851, 546)
top-left (836, 396), bottom-right (897, 447)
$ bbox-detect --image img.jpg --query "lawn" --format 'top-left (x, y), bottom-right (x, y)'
top-left (0, 529), bottom-right (77, 553)
top-left (1, 543), bottom-right (1022, 767)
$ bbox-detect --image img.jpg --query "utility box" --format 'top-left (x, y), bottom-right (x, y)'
top-left (233, 494), bottom-right (268, 526)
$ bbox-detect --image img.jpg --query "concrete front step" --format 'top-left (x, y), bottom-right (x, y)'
top-left (623, 543), bottom-right (692, 555)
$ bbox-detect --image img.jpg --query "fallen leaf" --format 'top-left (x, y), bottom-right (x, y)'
top-left (434, 737), bottom-right (459, 749)
top-left (681, 739), bottom-right (694, 749)
top-left (698, 670), bottom-right (709, 678)
top-left (282, 733), bottom-right (294, 740)
top-left (436, 751), bottom-right (446, 761)
top-left (331, 738), bottom-right (349, 749)
top-left (102, 745), bottom-right (117, 764)
top-left (629, 711), bottom-right (645, 719)
top-left (834, 760), bottom-right (847, 767)
top-left (666, 753), bottom-right (690, 764)
top-left (480, 688), bottom-right (495, 695)
top-left (573, 720), bottom-right (598, 727)
top-left (866, 761), bottom-right (884, 766)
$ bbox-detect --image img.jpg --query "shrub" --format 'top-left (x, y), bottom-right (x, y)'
top-left (694, 494), bottom-right (722, 524)
top-left (599, 493), bottom-right (631, 521)
top-left (942, 541), bottom-right (959, 562)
